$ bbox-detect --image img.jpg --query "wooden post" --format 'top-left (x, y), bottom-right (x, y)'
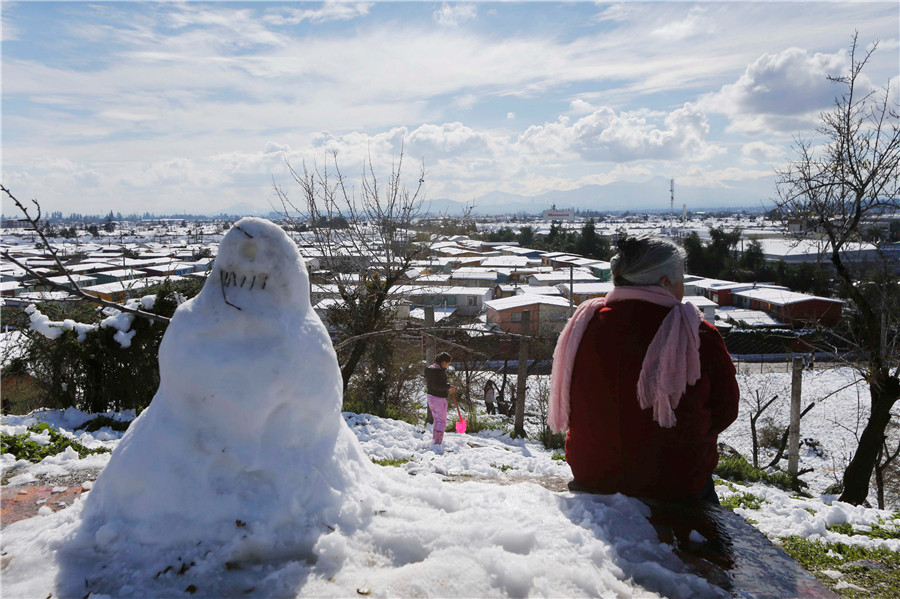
top-left (514, 310), bottom-right (530, 438)
top-left (788, 357), bottom-right (803, 477)
top-left (424, 305), bottom-right (436, 425)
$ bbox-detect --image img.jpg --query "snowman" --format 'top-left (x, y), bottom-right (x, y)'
top-left (76, 217), bottom-right (375, 562)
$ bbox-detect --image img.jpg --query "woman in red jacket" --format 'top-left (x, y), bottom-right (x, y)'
top-left (549, 235), bottom-right (739, 503)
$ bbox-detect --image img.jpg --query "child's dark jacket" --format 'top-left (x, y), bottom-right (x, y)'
top-left (424, 365), bottom-right (451, 398)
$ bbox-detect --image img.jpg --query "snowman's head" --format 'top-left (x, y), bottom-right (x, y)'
top-left (207, 217), bottom-right (311, 314)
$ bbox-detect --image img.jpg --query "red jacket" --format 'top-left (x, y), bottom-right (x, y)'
top-left (566, 300), bottom-right (739, 500)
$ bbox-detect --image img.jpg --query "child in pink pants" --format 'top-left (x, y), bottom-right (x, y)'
top-left (423, 352), bottom-right (454, 445)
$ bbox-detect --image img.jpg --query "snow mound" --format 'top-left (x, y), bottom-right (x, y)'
top-left (58, 218), bottom-right (381, 594)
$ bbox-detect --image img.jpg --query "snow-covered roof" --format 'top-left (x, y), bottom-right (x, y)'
top-left (484, 294), bottom-right (571, 311)
top-left (684, 295), bottom-right (718, 308)
top-left (529, 271), bottom-right (598, 283)
top-left (515, 285), bottom-right (563, 296)
top-left (480, 256), bottom-right (535, 268)
top-left (732, 287), bottom-right (843, 306)
top-left (557, 282), bottom-right (615, 295)
top-left (717, 307), bottom-right (785, 326)
top-left (408, 307), bottom-right (457, 322)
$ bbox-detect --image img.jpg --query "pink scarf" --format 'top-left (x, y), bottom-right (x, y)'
top-left (548, 285), bottom-right (701, 432)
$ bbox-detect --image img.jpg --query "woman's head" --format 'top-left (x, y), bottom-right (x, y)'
top-left (435, 352), bottom-right (452, 367)
top-left (611, 235), bottom-right (686, 298)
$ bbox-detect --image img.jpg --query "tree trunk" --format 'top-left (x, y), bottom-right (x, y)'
top-left (874, 449), bottom-right (885, 510)
top-left (839, 375), bottom-right (899, 505)
top-left (340, 339), bottom-right (369, 392)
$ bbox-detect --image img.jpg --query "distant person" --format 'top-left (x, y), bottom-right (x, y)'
top-left (483, 380), bottom-right (497, 415)
top-left (424, 352), bottom-right (455, 445)
top-left (549, 235), bottom-right (739, 503)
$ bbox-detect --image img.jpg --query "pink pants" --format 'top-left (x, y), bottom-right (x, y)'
top-left (427, 395), bottom-right (447, 444)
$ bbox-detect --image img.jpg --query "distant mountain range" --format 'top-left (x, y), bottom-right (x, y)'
top-left (4, 177), bottom-right (772, 221)
top-left (425, 176), bottom-right (776, 216)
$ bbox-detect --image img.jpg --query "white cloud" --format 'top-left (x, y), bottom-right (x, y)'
top-left (263, 3), bottom-right (372, 26)
top-left (569, 99), bottom-right (595, 115)
top-left (507, 112), bottom-right (515, 120)
top-left (518, 104), bottom-right (721, 163)
top-left (650, 6), bottom-right (709, 41)
top-left (742, 141), bottom-right (783, 162)
top-left (433, 3), bottom-right (477, 27)
top-left (702, 47), bottom-right (850, 134)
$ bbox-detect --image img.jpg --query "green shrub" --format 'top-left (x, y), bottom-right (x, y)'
top-left (1, 423), bottom-right (110, 463)
top-left (715, 454), bottom-right (810, 495)
top-left (540, 429), bottom-right (566, 450)
top-left (721, 492), bottom-right (764, 511)
top-left (825, 482), bottom-right (844, 495)
top-left (371, 456), bottom-right (413, 467)
top-left (76, 415), bottom-right (132, 433)
top-left (8, 279), bottom-right (200, 414)
top-left (551, 450), bottom-right (566, 463)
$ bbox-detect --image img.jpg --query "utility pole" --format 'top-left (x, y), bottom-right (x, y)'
top-left (568, 264), bottom-right (574, 316)
top-left (514, 310), bottom-right (530, 438)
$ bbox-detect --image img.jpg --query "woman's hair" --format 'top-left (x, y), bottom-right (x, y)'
top-left (611, 234), bottom-right (685, 287)
top-left (435, 351), bottom-right (452, 364)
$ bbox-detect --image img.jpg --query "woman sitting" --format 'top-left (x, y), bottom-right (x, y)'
top-left (549, 235), bottom-right (739, 503)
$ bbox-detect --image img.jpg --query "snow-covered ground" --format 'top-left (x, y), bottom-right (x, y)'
top-left (2, 375), bottom-right (899, 599)
top-left (3, 217), bottom-right (897, 597)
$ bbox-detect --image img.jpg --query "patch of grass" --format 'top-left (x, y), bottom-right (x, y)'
top-left (826, 522), bottom-right (900, 541)
top-left (780, 536), bottom-right (900, 598)
top-left (371, 456), bottom-right (413, 467)
top-left (714, 454), bottom-right (810, 496)
top-left (721, 492), bottom-right (764, 511)
top-left (1, 422), bottom-right (110, 463)
top-left (490, 464), bottom-right (515, 472)
top-left (453, 410), bottom-right (499, 434)
top-left (714, 478), bottom-right (739, 492)
top-left (551, 450), bottom-right (566, 463)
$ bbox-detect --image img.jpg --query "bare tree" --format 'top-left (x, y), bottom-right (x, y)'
top-left (273, 151), bottom-right (433, 390)
top-left (1, 186), bottom-right (169, 325)
top-left (775, 33), bottom-right (900, 504)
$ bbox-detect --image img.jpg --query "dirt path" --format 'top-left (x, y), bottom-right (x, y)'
top-left (1, 484), bottom-right (87, 528)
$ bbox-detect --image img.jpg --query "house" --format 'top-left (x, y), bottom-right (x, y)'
top-left (556, 282), bottom-right (615, 305)
top-left (483, 294), bottom-right (572, 335)
top-left (1, 281), bottom-right (22, 297)
top-left (400, 285), bottom-right (492, 316)
top-left (731, 288), bottom-right (843, 327)
top-left (684, 295), bottom-right (718, 324)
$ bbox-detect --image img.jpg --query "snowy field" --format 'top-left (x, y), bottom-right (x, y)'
top-left (2, 366), bottom-right (899, 599)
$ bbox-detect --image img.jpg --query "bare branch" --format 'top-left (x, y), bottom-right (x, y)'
top-left (1, 185), bottom-right (171, 325)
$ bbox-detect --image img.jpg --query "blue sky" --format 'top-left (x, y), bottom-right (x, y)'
top-left (2, 1), bottom-right (898, 216)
